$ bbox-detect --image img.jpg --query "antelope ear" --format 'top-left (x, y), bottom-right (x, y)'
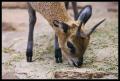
top-left (77, 5), bottom-right (92, 24)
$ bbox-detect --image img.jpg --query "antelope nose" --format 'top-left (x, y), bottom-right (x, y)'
top-left (71, 59), bottom-right (83, 68)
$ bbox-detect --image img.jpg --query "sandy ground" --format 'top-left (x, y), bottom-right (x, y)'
top-left (2, 2), bottom-right (118, 79)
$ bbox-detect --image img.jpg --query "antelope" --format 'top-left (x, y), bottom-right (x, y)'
top-left (26, 2), bottom-right (105, 67)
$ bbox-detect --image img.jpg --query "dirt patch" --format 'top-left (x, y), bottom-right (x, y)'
top-left (2, 22), bottom-right (16, 31)
top-left (54, 71), bottom-right (117, 79)
top-left (2, 72), bottom-right (19, 79)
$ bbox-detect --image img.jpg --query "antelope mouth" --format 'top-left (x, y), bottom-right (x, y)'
top-left (68, 58), bottom-right (83, 68)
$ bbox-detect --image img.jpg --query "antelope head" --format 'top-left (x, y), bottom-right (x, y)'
top-left (53, 5), bottom-right (105, 67)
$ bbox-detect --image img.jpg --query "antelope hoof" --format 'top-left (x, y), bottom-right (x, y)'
top-left (55, 57), bottom-right (63, 63)
top-left (55, 48), bottom-right (62, 63)
top-left (59, 57), bottom-right (63, 63)
top-left (27, 56), bottom-right (32, 62)
top-left (56, 58), bottom-right (59, 63)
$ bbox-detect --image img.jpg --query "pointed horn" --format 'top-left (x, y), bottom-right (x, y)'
top-left (76, 22), bottom-right (88, 38)
top-left (76, 21), bottom-right (82, 37)
top-left (78, 21), bottom-right (82, 31)
top-left (87, 19), bottom-right (106, 36)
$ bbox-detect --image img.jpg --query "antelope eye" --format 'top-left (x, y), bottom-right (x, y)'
top-left (67, 41), bottom-right (76, 53)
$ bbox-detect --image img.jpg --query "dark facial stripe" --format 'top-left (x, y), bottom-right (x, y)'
top-left (67, 41), bottom-right (76, 53)
top-left (62, 23), bottom-right (69, 33)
